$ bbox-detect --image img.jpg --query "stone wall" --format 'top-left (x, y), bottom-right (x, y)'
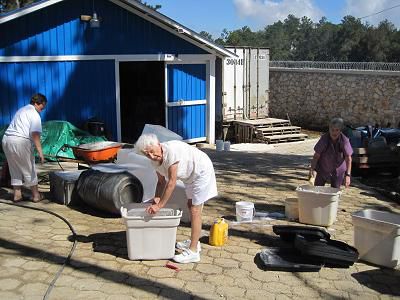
top-left (269, 68), bottom-right (400, 129)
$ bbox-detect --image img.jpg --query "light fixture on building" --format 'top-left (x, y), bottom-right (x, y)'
top-left (80, 13), bottom-right (101, 28)
top-left (79, 0), bottom-right (100, 28)
top-left (89, 12), bottom-right (100, 28)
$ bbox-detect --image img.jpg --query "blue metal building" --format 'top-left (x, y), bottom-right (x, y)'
top-left (0, 0), bottom-right (232, 143)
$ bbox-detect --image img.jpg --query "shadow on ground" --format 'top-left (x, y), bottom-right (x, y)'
top-left (352, 268), bottom-right (400, 296)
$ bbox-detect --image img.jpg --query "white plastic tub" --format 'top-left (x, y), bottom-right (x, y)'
top-left (121, 203), bottom-right (182, 260)
top-left (285, 197), bottom-right (299, 221)
top-left (296, 185), bottom-right (342, 226)
top-left (352, 209), bottom-right (400, 268)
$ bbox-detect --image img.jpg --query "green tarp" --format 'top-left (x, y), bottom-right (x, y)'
top-left (0, 120), bottom-right (106, 163)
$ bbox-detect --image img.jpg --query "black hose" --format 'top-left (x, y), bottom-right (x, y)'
top-left (0, 200), bottom-right (77, 300)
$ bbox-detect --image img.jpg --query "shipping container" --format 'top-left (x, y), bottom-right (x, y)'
top-left (222, 47), bottom-right (269, 121)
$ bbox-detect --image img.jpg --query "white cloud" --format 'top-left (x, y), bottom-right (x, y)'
top-left (344, 0), bottom-right (400, 27)
top-left (233, 0), bottom-right (324, 27)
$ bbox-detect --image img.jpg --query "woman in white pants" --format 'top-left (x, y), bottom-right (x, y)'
top-left (2, 93), bottom-right (47, 202)
top-left (135, 134), bottom-right (218, 264)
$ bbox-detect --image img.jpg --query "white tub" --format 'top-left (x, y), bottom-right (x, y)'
top-left (121, 203), bottom-right (182, 260)
top-left (296, 185), bottom-right (342, 226)
top-left (352, 209), bottom-right (400, 268)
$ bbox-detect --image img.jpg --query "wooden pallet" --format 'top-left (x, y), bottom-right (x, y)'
top-left (233, 118), bottom-right (308, 144)
top-left (256, 126), bottom-right (301, 137)
top-left (263, 133), bottom-right (308, 144)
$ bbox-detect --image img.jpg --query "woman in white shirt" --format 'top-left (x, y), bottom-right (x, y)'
top-left (135, 134), bottom-right (218, 264)
top-left (2, 93), bottom-right (47, 202)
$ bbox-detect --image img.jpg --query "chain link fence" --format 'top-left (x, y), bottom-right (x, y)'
top-left (270, 61), bottom-right (400, 72)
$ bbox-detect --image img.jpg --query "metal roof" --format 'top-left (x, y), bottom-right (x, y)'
top-left (0, 0), bottom-right (235, 58)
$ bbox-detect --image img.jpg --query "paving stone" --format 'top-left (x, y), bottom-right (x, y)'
top-left (98, 270), bottom-right (128, 282)
top-left (21, 271), bottom-right (51, 282)
top-left (0, 278), bottom-right (21, 290)
top-left (185, 281), bottom-right (216, 294)
top-left (19, 282), bottom-right (48, 296)
top-left (275, 294), bottom-right (293, 300)
top-left (106, 295), bottom-right (135, 300)
top-left (177, 270), bottom-right (205, 282)
top-left (0, 291), bottom-right (21, 300)
top-left (205, 274), bottom-right (235, 286)
top-left (74, 290), bottom-right (108, 299)
top-left (71, 278), bottom-right (104, 291)
top-left (1, 140), bottom-right (399, 299)
top-left (195, 263), bottom-right (223, 274)
top-left (213, 258), bottom-right (239, 268)
top-left (147, 266), bottom-right (177, 278)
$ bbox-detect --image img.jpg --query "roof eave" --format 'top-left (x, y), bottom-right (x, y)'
top-left (0, 0), bottom-right (237, 58)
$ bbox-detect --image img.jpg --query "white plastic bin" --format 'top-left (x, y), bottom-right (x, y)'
top-left (121, 203), bottom-right (182, 260)
top-left (285, 197), bottom-right (299, 221)
top-left (352, 209), bottom-right (400, 268)
top-left (296, 185), bottom-right (342, 226)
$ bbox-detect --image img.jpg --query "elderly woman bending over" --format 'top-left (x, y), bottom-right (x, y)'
top-left (135, 134), bottom-right (218, 264)
top-left (309, 117), bottom-right (353, 188)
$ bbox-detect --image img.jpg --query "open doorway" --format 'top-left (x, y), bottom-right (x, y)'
top-left (119, 61), bottom-right (165, 143)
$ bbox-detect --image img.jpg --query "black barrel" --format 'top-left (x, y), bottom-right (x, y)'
top-left (76, 169), bottom-right (143, 214)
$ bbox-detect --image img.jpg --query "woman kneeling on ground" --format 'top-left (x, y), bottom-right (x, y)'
top-left (135, 134), bottom-right (218, 264)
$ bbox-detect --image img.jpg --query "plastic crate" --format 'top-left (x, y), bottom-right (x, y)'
top-left (296, 185), bottom-right (342, 226)
top-left (352, 209), bottom-right (400, 268)
top-left (120, 203), bottom-right (182, 260)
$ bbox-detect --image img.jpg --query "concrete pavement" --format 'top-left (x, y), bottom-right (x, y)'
top-left (0, 139), bottom-right (399, 299)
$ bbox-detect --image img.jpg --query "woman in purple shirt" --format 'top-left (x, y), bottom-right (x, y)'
top-left (309, 118), bottom-right (353, 188)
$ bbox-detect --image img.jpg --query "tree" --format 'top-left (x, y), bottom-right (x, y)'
top-left (262, 21), bottom-right (292, 60)
top-left (293, 16), bottom-right (316, 60)
top-left (199, 31), bottom-right (214, 42)
top-left (334, 16), bottom-right (367, 61)
top-left (137, 1), bottom-right (161, 11)
top-left (313, 17), bottom-right (339, 61)
top-left (222, 26), bottom-right (259, 47)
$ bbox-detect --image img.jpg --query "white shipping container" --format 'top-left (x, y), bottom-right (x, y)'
top-left (222, 47), bottom-right (269, 121)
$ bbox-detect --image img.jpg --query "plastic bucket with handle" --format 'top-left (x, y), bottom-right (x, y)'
top-left (236, 201), bottom-right (255, 222)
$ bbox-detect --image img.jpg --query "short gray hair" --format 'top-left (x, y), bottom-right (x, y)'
top-left (134, 133), bottom-right (159, 155)
top-left (329, 117), bottom-right (344, 130)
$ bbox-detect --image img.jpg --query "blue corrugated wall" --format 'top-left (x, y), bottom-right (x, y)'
top-left (0, 60), bottom-right (116, 137)
top-left (0, 0), bottom-right (207, 56)
top-left (0, 0), bottom-right (208, 140)
top-left (167, 64), bottom-right (206, 140)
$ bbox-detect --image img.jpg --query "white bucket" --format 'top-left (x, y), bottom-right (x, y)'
top-left (224, 141), bottom-right (231, 151)
top-left (236, 201), bottom-right (255, 222)
top-left (285, 197), bottom-right (299, 221)
top-left (216, 140), bottom-right (224, 151)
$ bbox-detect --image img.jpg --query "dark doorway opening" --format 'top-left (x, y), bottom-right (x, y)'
top-left (119, 61), bottom-right (165, 143)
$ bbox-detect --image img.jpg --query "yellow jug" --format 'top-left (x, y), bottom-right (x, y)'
top-left (209, 218), bottom-right (228, 246)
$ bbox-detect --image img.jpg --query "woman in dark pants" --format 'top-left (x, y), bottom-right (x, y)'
top-left (309, 118), bottom-right (353, 188)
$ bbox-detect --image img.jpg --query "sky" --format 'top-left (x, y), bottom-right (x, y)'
top-left (144, 0), bottom-right (400, 38)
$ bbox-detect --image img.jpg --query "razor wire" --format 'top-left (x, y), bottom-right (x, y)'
top-left (270, 61), bottom-right (400, 72)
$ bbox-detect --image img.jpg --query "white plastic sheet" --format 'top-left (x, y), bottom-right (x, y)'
top-left (142, 124), bottom-right (183, 142)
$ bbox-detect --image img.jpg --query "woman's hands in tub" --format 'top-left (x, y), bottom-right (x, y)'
top-left (145, 197), bottom-right (161, 214)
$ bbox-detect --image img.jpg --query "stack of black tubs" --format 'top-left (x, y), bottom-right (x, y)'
top-left (258, 225), bottom-right (359, 272)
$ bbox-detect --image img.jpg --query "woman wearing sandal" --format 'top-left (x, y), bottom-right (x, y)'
top-left (2, 93), bottom-right (47, 202)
